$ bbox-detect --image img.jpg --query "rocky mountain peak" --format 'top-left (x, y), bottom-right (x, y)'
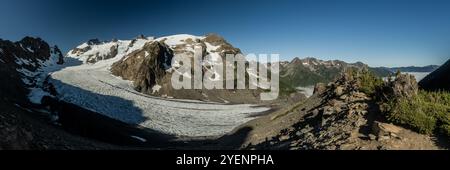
top-left (280, 57), bottom-right (381, 88)
top-left (87, 38), bottom-right (102, 45)
top-left (111, 41), bottom-right (173, 94)
top-left (204, 33), bottom-right (227, 46)
top-left (0, 37), bottom-right (65, 103)
top-left (136, 34), bottom-right (147, 39)
top-left (290, 57), bottom-right (302, 64)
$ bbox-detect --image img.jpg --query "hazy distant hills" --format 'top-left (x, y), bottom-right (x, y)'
top-left (373, 65), bottom-right (440, 73)
top-left (419, 59), bottom-right (450, 91)
top-left (368, 65), bottom-right (439, 82)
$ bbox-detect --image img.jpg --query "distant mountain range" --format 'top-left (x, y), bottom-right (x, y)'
top-left (279, 57), bottom-right (439, 89)
top-left (279, 57), bottom-right (391, 90)
top-left (374, 65), bottom-right (440, 73)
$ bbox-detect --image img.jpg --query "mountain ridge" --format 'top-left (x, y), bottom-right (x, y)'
top-left (419, 59), bottom-right (450, 91)
top-left (279, 57), bottom-right (391, 89)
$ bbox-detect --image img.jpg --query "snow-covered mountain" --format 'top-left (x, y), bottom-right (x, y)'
top-left (65, 34), bottom-right (262, 103)
top-left (40, 34), bottom-right (270, 137)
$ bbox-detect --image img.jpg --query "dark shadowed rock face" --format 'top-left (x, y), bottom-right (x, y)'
top-left (16, 36), bottom-right (51, 60)
top-left (1, 37), bottom-right (115, 150)
top-left (419, 59), bottom-right (450, 92)
top-left (111, 42), bottom-right (173, 94)
top-left (0, 37), bottom-right (64, 103)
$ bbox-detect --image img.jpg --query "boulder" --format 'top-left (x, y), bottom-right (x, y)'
top-left (334, 86), bottom-right (344, 96)
top-left (313, 83), bottom-right (326, 95)
top-left (372, 121), bottom-right (402, 140)
top-left (111, 41), bottom-right (173, 94)
top-left (390, 74), bottom-right (418, 98)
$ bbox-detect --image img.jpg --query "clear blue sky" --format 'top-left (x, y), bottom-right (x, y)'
top-left (0, 0), bottom-right (449, 67)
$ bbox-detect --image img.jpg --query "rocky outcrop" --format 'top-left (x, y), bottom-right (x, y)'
top-left (387, 74), bottom-right (418, 98)
top-left (111, 42), bottom-right (173, 94)
top-left (239, 71), bottom-right (441, 150)
top-left (0, 37), bottom-right (64, 103)
top-left (203, 33), bottom-right (241, 55)
top-left (313, 83), bottom-right (326, 95)
top-left (280, 72), bottom-right (374, 149)
top-left (372, 121), bottom-right (402, 141)
top-left (0, 37), bottom-right (115, 150)
top-left (86, 44), bottom-right (118, 64)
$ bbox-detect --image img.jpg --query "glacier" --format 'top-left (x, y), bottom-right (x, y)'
top-left (36, 35), bottom-right (270, 137)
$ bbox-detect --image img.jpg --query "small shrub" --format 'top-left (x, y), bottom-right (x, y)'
top-left (358, 70), bottom-right (384, 96)
top-left (386, 97), bottom-right (437, 134)
top-left (344, 68), bottom-right (384, 96)
top-left (384, 90), bottom-right (450, 136)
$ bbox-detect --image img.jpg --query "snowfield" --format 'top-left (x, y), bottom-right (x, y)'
top-left (42, 35), bottom-right (270, 137)
top-left (382, 72), bottom-right (431, 82)
top-left (404, 72), bottom-right (430, 82)
top-left (296, 86), bottom-right (314, 98)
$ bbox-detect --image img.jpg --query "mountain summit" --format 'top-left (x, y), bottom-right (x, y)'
top-left (66, 34), bottom-right (263, 103)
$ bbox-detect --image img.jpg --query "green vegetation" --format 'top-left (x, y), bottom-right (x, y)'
top-left (279, 80), bottom-right (297, 96)
top-left (279, 65), bottom-right (337, 88)
top-left (357, 70), bottom-right (384, 96)
top-left (383, 90), bottom-right (450, 136)
top-left (347, 69), bottom-right (449, 138)
top-left (344, 68), bottom-right (384, 96)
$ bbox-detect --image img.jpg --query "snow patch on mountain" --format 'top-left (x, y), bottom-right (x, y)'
top-left (26, 47), bottom-right (67, 104)
top-left (155, 34), bottom-right (204, 47)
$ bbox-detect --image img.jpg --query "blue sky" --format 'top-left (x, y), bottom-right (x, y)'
top-left (0, 0), bottom-right (449, 67)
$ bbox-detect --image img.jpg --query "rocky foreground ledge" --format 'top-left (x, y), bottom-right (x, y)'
top-left (227, 70), bottom-right (446, 150)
